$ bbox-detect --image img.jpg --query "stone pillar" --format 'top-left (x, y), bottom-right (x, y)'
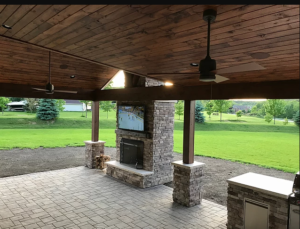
top-left (172, 160), bottom-right (205, 207)
top-left (84, 140), bottom-right (106, 169)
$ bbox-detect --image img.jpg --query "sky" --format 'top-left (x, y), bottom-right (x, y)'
top-left (111, 70), bottom-right (125, 87)
top-left (111, 70), bottom-right (266, 101)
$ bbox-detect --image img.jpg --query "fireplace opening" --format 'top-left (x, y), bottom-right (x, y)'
top-left (120, 138), bottom-right (144, 169)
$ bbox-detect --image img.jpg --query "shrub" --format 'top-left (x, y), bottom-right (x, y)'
top-left (264, 113), bottom-right (273, 123)
top-left (283, 117), bottom-right (288, 125)
top-left (236, 110), bottom-right (242, 120)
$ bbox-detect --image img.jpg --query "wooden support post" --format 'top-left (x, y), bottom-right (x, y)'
top-left (183, 100), bottom-right (195, 164)
top-left (92, 101), bottom-right (99, 142)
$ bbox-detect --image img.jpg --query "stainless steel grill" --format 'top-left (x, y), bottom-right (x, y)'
top-left (288, 171), bottom-right (300, 229)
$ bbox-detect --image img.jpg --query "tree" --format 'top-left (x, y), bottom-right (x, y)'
top-left (264, 99), bottom-right (286, 124)
top-left (36, 99), bottom-right (59, 120)
top-left (255, 101), bottom-right (267, 117)
top-left (294, 111), bottom-right (299, 127)
top-left (205, 101), bottom-right (214, 119)
top-left (250, 105), bottom-right (257, 115)
top-left (264, 113), bottom-right (273, 123)
top-left (100, 101), bottom-right (114, 118)
top-left (212, 100), bottom-right (233, 121)
top-left (195, 101), bottom-right (205, 123)
top-left (80, 100), bottom-right (91, 118)
top-left (236, 110), bottom-right (242, 120)
top-left (283, 117), bottom-right (288, 125)
top-left (175, 100), bottom-right (184, 120)
top-left (9, 97), bottom-right (24, 102)
top-left (103, 81), bottom-right (113, 90)
top-left (55, 99), bottom-right (66, 112)
top-left (282, 103), bottom-right (295, 119)
top-left (24, 98), bottom-right (38, 113)
top-left (0, 97), bottom-right (10, 115)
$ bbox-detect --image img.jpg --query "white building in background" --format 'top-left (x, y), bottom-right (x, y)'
top-left (7, 101), bottom-right (26, 111)
top-left (63, 100), bottom-right (91, 111)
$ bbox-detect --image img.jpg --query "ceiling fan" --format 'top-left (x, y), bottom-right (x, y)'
top-left (32, 51), bottom-right (77, 94)
top-left (147, 9), bottom-right (265, 83)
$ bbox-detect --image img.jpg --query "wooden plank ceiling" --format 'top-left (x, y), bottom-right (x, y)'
top-left (0, 4), bottom-right (299, 89)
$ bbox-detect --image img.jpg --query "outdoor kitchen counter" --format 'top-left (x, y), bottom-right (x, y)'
top-left (227, 172), bottom-right (293, 199)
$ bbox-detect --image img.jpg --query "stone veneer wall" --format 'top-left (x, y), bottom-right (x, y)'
top-left (172, 163), bottom-right (204, 207)
top-left (145, 78), bottom-right (164, 87)
top-left (227, 184), bottom-right (289, 229)
top-left (152, 102), bottom-right (175, 185)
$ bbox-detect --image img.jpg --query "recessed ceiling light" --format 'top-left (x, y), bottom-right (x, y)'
top-left (2, 24), bottom-right (12, 29)
top-left (190, 63), bottom-right (198, 67)
top-left (70, 75), bottom-right (75, 79)
top-left (165, 82), bottom-right (173, 86)
top-left (250, 52), bottom-right (270, 59)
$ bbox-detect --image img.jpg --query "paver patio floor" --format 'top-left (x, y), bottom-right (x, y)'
top-left (0, 167), bottom-right (227, 229)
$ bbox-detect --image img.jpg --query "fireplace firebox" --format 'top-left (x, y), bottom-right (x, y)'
top-left (120, 138), bottom-right (144, 169)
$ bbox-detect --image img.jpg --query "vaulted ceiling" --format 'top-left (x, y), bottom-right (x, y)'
top-left (0, 5), bottom-right (299, 92)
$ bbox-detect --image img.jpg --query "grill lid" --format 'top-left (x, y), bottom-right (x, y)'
top-left (292, 171), bottom-right (300, 197)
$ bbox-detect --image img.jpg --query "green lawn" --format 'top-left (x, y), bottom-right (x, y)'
top-left (0, 110), bottom-right (299, 173)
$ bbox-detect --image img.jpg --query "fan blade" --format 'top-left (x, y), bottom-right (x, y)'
top-left (54, 90), bottom-right (77, 94)
top-left (214, 75), bottom-right (229, 83)
top-left (216, 62), bottom-right (265, 74)
top-left (147, 72), bottom-right (199, 76)
top-left (32, 88), bottom-right (48, 91)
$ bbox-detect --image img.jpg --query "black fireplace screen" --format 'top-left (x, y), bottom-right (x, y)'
top-left (120, 138), bottom-right (144, 169)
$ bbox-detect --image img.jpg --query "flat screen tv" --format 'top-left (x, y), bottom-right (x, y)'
top-left (118, 105), bottom-right (145, 131)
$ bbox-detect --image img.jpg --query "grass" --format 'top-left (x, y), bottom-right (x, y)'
top-left (0, 110), bottom-right (299, 173)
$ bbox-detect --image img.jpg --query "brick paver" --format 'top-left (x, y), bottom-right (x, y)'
top-left (0, 167), bottom-right (227, 229)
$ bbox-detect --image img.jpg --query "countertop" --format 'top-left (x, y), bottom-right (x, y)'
top-left (227, 172), bottom-right (293, 199)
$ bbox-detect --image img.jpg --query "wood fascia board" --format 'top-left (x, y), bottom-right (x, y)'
top-left (94, 80), bottom-right (300, 100)
top-left (1, 80), bottom-right (299, 101)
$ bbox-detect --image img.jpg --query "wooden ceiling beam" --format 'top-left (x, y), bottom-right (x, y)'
top-left (2, 80), bottom-right (298, 101)
top-left (94, 80), bottom-right (300, 101)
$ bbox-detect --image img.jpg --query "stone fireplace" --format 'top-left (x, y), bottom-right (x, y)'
top-left (106, 79), bottom-right (176, 188)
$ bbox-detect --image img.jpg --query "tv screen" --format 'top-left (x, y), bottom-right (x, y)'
top-left (118, 105), bottom-right (145, 131)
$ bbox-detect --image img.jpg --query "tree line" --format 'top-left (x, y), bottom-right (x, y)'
top-left (174, 99), bottom-right (300, 127)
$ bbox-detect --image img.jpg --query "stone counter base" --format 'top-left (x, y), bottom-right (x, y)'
top-left (172, 161), bottom-right (205, 207)
top-left (227, 184), bottom-right (289, 229)
top-left (84, 140), bottom-right (105, 169)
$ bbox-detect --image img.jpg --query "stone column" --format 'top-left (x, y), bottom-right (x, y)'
top-left (172, 160), bottom-right (205, 207)
top-left (84, 140), bottom-right (106, 169)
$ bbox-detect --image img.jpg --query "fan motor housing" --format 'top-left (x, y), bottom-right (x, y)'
top-left (46, 83), bottom-right (54, 94)
top-left (199, 57), bottom-right (216, 73)
top-left (199, 72), bottom-right (216, 82)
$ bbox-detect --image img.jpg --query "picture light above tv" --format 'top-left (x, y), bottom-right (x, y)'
top-left (117, 105), bottom-right (145, 132)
